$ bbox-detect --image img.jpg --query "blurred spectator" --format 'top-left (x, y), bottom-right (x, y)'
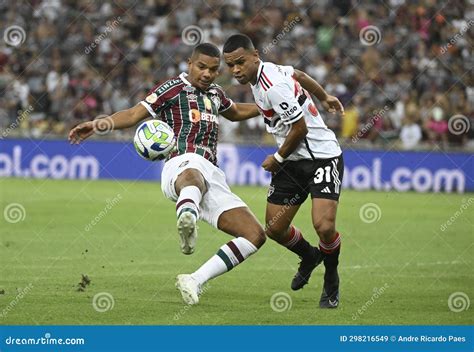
top-left (424, 106), bottom-right (449, 148)
top-left (0, 0), bottom-right (471, 151)
top-left (400, 116), bottom-right (422, 150)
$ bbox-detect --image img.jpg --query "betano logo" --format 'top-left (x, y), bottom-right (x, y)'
top-left (0, 146), bottom-right (99, 179)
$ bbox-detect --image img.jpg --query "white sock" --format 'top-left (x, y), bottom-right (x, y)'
top-left (176, 185), bottom-right (202, 220)
top-left (191, 237), bottom-right (258, 286)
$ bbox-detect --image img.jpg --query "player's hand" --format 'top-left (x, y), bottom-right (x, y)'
top-left (262, 155), bottom-right (281, 173)
top-left (321, 95), bottom-right (344, 115)
top-left (68, 121), bottom-right (95, 144)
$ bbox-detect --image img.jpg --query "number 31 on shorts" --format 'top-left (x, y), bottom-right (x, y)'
top-left (313, 166), bottom-right (332, 184)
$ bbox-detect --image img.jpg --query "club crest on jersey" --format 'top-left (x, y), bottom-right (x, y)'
top-left (209, 95), bottom-right (221, 109)
top-left (145, 93), bottom-right (158, 104)
top-left (267, 184), bottom-right (275, 197)
top-left (207, 89), bottom-right (221, 109)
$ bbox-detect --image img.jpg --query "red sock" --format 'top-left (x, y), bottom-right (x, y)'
top-left (282, 225), bottom-right (302, 248)
top-left (281, 225), bottom-right (316, 259)
top-left (319, 232), bottom-right (341, 254)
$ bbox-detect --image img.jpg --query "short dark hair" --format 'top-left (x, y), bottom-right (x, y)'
top-left (223, 34), bottom-right (254, 53)
top-left (192, 43), bottom-right (220, 58)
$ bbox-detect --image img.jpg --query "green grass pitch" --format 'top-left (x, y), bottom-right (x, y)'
top-left (1, 177), bottom-right (472, 325)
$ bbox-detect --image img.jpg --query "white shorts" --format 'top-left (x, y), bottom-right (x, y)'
top-left (161, 153), bottom-right (247, 228)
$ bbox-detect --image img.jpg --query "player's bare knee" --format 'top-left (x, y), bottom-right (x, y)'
top-left (314, 220), bottom-right (336, 242)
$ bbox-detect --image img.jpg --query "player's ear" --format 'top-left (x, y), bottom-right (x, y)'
top-left (253, 49), bottom-right (260, 62)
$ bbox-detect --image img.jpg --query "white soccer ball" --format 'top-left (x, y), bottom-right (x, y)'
top-left (134, 120), bottom-right (176, 161)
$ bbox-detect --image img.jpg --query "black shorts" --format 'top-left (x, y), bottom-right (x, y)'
top-left (267, 154), bottom-right (344, 205)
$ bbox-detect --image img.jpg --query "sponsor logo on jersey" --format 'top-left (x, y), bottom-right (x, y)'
top-left (282, 105), bottom-right (298, 117)
top-left (201, 112), bottom-right (218, 123)
top-left (187, 93), bottom-right (197, 102)
top-left (189, 109), bottom-right (218, 123)
top-left (190, 109), bottom-right (201, 123)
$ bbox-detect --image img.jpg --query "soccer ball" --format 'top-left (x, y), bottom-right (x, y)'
top-left (134, 120), bottom-right (176, 161)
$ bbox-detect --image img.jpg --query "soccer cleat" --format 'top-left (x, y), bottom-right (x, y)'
top-left (291, 247), bottom-right (324, 291)
top-left (177, 211), bottom-right (198, 255)
top-left (175, 274), bottom-right (200, 305)
top-left (319, 269), bottom-right (339, 308)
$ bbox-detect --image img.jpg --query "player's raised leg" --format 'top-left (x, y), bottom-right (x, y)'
top-left (312, 198), bottom-right (341, 308)
top-left (265, 202), bottom-right (324, 290)
top-left (174, 169), bottom-right (207, 255)
top-left (176, 206), bottom-right (265, 305)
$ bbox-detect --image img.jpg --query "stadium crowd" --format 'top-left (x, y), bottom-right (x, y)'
top-left (1, 0), bottom-right (473, 149)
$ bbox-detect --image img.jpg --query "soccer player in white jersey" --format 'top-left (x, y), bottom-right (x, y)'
top-left (223, 34), bottom-right (345, 308)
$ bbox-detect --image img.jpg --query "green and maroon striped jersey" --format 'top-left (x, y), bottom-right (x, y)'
top-left (140, 72), bottom-right (233, 165)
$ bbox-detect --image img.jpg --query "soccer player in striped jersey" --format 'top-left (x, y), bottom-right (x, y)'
top-left (223, 34), bottom-right (345, 308)
top-left (69, 43), bottom-right (266, 305)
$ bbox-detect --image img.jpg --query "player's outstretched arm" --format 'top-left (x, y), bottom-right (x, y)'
top-left (68, 103), bottom-right (150, 144)
top-left (293, 69), bottom-right (345, 115)
top-left (220, 103), bottom-right (260, 121)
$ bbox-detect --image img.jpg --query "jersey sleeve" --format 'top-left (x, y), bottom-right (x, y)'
top-left (266, 82), bottom-right (304, 125)
top-left (140, 80), bottom-right (178, 117)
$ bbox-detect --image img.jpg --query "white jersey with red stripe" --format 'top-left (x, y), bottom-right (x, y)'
top-left (250, 61), bottom-right (341, 160)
